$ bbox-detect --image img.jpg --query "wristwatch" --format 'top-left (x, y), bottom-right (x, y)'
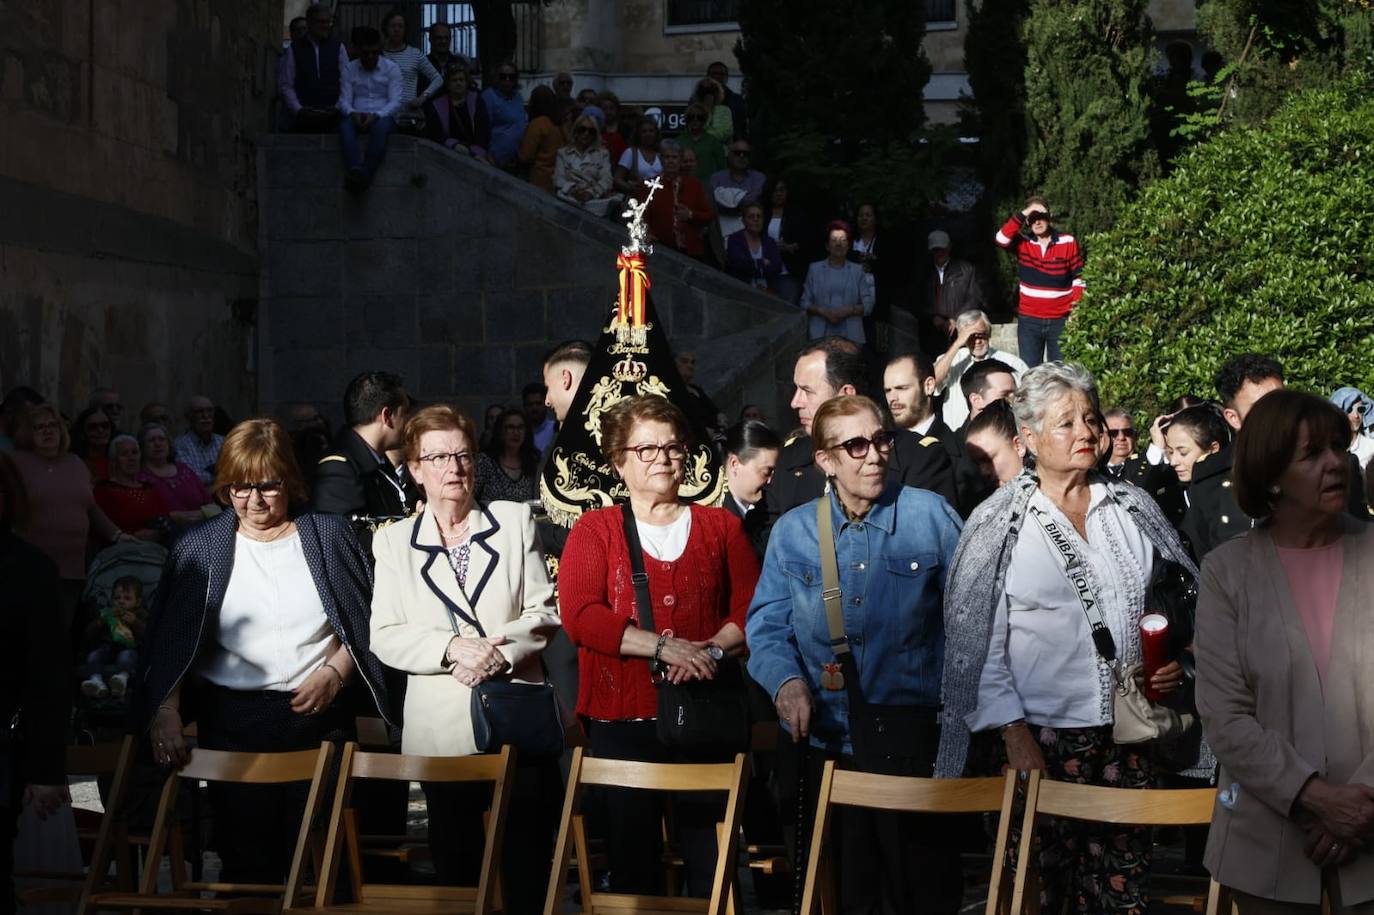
top-left (705, 643), bottom-right (725, 661)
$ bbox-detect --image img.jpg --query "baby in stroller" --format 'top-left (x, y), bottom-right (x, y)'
top-left (80, 575), bottom-right (147, 698)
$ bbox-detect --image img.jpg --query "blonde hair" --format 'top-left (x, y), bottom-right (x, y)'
top-left (569, 113), bottom-right (603, 149)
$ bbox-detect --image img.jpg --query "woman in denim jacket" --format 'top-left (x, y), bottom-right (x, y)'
top-left (746, 394), bottom-right (963, 914)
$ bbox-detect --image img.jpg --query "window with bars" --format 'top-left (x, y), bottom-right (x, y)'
top-left (926, 0), bottom-right (957, 24)
top-left (665, 0), bottom-right (741, 28)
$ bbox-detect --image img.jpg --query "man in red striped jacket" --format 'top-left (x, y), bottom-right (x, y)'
top-left (995, 196), bottom-right (1085, 367)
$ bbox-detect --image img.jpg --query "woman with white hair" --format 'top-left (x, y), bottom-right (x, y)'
top-left (936, 362), bottom-right (1198, 913)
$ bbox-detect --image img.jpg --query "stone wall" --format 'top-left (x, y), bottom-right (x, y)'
top-left (258, 134), bottom-right (815, 430)
top-left (0, 0), bottom-right (279, 419)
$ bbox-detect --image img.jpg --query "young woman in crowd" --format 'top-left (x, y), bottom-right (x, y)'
top-left (422, 63), bottom-right (491, 160)
top-left (369, 404), bottom-right (560, 913)
top-left (762, 176), bottom-right (811, 305)
top-left (724, 201), bottom-right (782, 293)
top-left (381, 9), bottom-right (442, 114)
top-left (474, 407), bottom-right (539, 503)
top-left (963, 399), bottom-right (1027, 488)
top-left (1164, 403), bottom-right (1231, 494)
top-left (70, 405), bottom-right (113, 480)
top-left (613, 116), bottom-right (662, 198)
top-left (554, 113), bottom-right (617, 215)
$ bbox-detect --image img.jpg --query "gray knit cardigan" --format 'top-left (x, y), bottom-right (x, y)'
top-left (934, 470), bottom-right (1199, 778)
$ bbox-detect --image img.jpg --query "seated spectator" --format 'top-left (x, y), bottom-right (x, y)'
top-left (90, 387), bottom-right (126, 432)
top-left (613, 116), bottom-right (663, 197)
top-left (423, 62), bottom-right (491, 159)
top-left (381, 9), bottom-right (443, 125)
top-left (676, 103), bottom-right (726, 181)
top-left (963, 399), bottom-right (1026, 489)
top-left (138, 422), bottom-right (218, 528)
top-left (482, 61), bottom-right (528, 169)
top-left (708, 140), bottom-right (765, 257)
top-left (596, 92), bottom-right (628, 163)
top-left (724, 202), bottom-right (782, 292)
top-left (799, 221), bottom-right (874, 345)
top-left (554, 113), bottom-right (618, 215)
top-left (763, 176), bottom-right (814, 305)
top-left (690, 77), bottom-right (734, 143)
top-left (425, 21), bottom-right (458, 76)
top-left (80, 575), bottom-right (146, 699)
top-left (174, 395), bottom-right (225, 486)
top-left (70, 405), bottom-right (114, 480)
top-left (338, 27), bottom-right (402, 192)
top-left (934, 310), bottom-right (1029, 431)
top-left (519, 85), bottom-right (566, 193)
top-left (139, 401), bottom-right (171, 428)
top-left (644, 140), bottom-right (712, 259)
top-left (474, 408), bottom-right (539, 503)
top-left (279, 3), bottom-right (349, 132)
top-left (95, 436), bottom-right (170, 542)
top-left (0, 386), bottom-right (44, 451)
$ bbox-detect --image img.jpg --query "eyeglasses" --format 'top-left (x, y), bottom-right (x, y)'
top-left (32, 422), bottom-right (61, 433)
top-left (1026, 211), bottom-right (1050, 222)
top-left (228, 480), bottom-right (284, 498)
top-left (573, 126), bottom-right (596, 135)
top-left (419, 451), bottom-right (474, 469)
top-left (730, 148), bottom-right (751, 157)
top-left (828, 430), bottom-right (897, 459)
top-left (621, 442), bottom-right (688, 463)
top-left (1107, 428), bottom-right (1136, 438)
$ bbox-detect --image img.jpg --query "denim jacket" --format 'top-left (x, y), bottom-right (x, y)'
top-left (746, 481), bottom-right (961, 754)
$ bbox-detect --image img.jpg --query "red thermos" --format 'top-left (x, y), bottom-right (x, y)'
top-left (1139, 613), bottom-right (1170, 702)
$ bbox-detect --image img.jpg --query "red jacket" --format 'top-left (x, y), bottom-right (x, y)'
top-left (558, 504), bottom-right (760, 721)
top-left (645, 175), bottom-right (713, 258)
top-left (996, 214), bottom-right (1085, 319)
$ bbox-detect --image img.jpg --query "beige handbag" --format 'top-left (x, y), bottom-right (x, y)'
top-left (1111, 663), bottom-right (1193, 745)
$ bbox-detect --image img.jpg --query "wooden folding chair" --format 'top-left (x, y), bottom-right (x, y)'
top-left (1010, 769), bottom-right (1231, 915)
top-left (797, 764), bottom-right (1018, 915)
top-left (84, 742), bottom-right (336, 914)
top-left (10, 736), bottom-right (135, 910)
top-left (291, 742), bottom-right (516, 914)
top-left (543, 747), bottom-right (749, 915)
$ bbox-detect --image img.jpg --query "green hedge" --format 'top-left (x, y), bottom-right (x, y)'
top-left (1063, 72), bottom-right (1374, 416)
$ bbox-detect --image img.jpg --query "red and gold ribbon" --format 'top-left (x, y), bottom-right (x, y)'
top-left (616, 252), bottom-right (650, 330)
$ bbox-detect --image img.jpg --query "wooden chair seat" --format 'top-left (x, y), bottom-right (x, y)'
top-left (82, 891), bottom-right (281, 912)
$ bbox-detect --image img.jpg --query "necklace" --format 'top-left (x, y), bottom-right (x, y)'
top-left (240, 521), bottom-right (296, 543)
top-left (437, 515), bottom-right (471, 543)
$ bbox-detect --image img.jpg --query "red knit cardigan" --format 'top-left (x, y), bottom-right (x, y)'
top-left (557, 504), bottom-right (760, 721)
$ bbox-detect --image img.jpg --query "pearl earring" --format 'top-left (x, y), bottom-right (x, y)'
top-left (1268, 484), bottom-right (1281, 495)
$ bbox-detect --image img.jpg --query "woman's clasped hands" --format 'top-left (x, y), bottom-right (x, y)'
top-left (446, 634), bottom-right (510, 687)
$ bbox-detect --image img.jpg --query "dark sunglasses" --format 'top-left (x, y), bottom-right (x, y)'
top-left (1026, 211), bottom-right (1050, 222)
top-left (1107, 428), bottom-right (1136, 438)
top-left (828, 430), bottom-right (897, 460)
top-left (573, 126), bottom-right (596, 135)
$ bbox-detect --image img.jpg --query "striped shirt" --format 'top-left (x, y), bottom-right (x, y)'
top-left (996, 214), bottom-right (1085, 319)
top-left (382, 44), bottom-right (443, 104)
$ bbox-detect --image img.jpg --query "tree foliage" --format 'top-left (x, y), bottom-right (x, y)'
top-left (1019, 0), bottom-right (1160, 238)
top-left (734, 0), bottom-right (941, 223)
top-left (1062, 72), bottom-right (1374, 418)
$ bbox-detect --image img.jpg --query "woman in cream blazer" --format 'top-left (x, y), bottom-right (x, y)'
top-left (370, 404), bottom-right (560, 911)
top-left (1196, 391), bottom-right (1374, 914)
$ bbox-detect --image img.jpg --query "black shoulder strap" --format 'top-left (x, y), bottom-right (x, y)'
top-left (620, 503), bottom-right (657, 633)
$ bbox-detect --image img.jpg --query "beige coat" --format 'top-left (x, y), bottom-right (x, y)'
top-left (370, 501), bottom-right (560, 757)
top-left (1196, 518), bottom-right (1374, 904)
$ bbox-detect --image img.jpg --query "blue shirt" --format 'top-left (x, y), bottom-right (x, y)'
top-left (746, 481), bottom-right (961, 755)
top-left (481, 87), bottom-right (528, 166)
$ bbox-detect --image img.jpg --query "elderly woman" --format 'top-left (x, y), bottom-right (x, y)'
top-left (559, 395), bottom-right (759, 897)
top-left (1195, 390), bottom-right (1374, 913)
top-left (800, 221), bottom-right (875, 345)
top-left (137, 417), bottom-right (389, 884)
top-left (10, 403), bottom-right (125, 628)
top-left (747, 393), bottom-right (964, 912)
top-left (554, 112), bottom-right (617, 215)
top-left (937, 362), bottom-right (1197, 914)
top-left (725, 201), bottom-right (782, 291)
top-left (138, 421), bottom-right (218, 529)
top-left (644, 139), bottom-right (712, 260)
top-left (422, 63), bottom-right (491, 159)
top-left (369, 404), bottom-right (560, 912)
top-left (95, 435), bottom-right (170, 541)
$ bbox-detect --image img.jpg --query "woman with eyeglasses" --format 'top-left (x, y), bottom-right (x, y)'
top-left (136, 417), bottom-right (391, 885)
top-left (746, 393), bottom-right (966, 912)
top-left (936, 363), bottom-right (1197, 914)
top-left (369, 404), bottom-right (561, 911)
top-left (559, 395), bottom-right (760, 897)
top-left (554, 112), bottom-right (618, 215)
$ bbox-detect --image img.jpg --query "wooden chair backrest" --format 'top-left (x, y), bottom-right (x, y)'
top-left (176, 745), bottom-right (330, 784)
top-left (307, 743), bottom-right (516, 914)
top-left (543, 748), bottom-right (749, 915)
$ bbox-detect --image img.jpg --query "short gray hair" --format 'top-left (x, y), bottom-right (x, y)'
top-left (659, 138), bottom-right (681, 155)
top-left (956, 310), bottom-right (989, 331)
top-left (107, 433), bottom-right (139, 463)
top-left (1011, 362), bottom-right (1099, 437)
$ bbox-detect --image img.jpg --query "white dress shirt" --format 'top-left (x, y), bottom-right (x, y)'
top-left (339, 56), bottom-right (403, 119)
top-left (938, 346), bottom-right (1030, 430)
top-left (199, 532), bottom-right (338, 691)
top-left (968, 484), bottom-right (1154, 733)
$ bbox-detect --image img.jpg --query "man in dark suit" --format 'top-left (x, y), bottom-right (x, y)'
top-left (312, 371), bottom-right (418, 533)
top-left (763, 338), bottom-right (956, 540)
top-left (1101, 406), bottom-right (1186, 526)
top-left (883, 350), bottom-right (982, 516)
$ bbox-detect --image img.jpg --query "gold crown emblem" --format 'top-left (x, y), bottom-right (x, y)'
top-left (612, 354), bottom-right (648, 383)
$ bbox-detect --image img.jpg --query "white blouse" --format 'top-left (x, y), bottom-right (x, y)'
top-left (199, 532), bottom-right (338, 691)
top-left (968, 484), bottom-right (1154, 732)
top-left (636, 509), bottom-right (692, 562)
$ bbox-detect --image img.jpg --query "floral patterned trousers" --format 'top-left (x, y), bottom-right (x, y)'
top-left (993, 725), bottom-right (1155, 914)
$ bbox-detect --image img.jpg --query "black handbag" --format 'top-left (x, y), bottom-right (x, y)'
top-left (621, 504), bottom-right (750, 752)
top-left (435, 539), bottom-right (564, 759)
top-left (816, 495), bottom-right (939, 776)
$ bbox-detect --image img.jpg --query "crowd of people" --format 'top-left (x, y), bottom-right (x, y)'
top-left (7, 327), bottom-right (1374, 913)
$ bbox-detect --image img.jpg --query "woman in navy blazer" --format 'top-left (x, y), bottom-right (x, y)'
top-left (724, 201), bottom-right (783, 292)
top-left (135, 418), bottom-right (389, 884)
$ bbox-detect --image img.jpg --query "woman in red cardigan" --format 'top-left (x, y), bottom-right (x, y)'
top-left (559, 395), bottom-right (759, 897)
